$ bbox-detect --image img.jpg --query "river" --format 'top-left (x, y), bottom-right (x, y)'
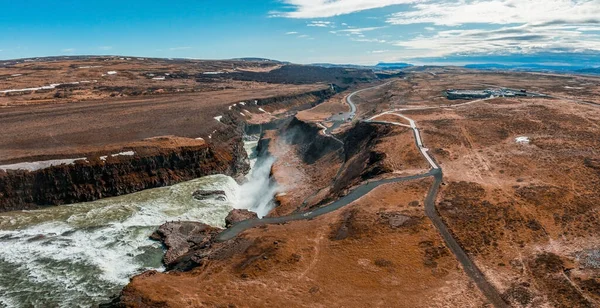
top-left (0, 139), bottom-right (277, 307)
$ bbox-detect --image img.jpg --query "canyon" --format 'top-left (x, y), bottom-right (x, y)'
top-left (1, 58), bottom-right (599, 308)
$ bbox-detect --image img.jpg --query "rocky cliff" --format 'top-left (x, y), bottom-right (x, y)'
top-left (0, 137), bottom-right (249, 212)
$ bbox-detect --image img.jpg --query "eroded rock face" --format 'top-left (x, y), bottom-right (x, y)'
top-left (225, 209), bottom-right (258, 227)
top-left (0, 141), bottom-right (249, 212)
top-left (150, 221), bottom-right (221, 267)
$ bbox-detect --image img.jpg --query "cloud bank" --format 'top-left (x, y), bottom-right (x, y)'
top-left (274, 0), bottom-right (416, 18)
top-left (277, 0), bottom-right (600, 59)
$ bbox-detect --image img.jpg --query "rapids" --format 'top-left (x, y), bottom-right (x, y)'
top-left (0, 138), bottom-right (278, 307)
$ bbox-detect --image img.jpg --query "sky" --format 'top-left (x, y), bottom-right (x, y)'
top-left (1, 0), bottom-right (600, 65)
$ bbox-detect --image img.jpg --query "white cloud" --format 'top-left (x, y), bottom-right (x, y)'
top-left (387, 0), bottom-right (600, 26)
top-left (330, 26), bottom-right (384, 35)
top-left (394, 23), bottom-right (600, 57)
top-left (381, 0), bottom-right (600, 57)
top-left (351, 37), bottom-right (387, 43)
top-left (298, 34), bottom-right (311, 38)
top-left (285, 31), bottom-right (299, 35)
top-left (370, 50), bottom-right (390, 53)
top-left (274, 0), bottom-right (418, 18)
top-left (62, 48), bottom-right (75, 53)
top-left (307, 21), bottom-right (333, 27)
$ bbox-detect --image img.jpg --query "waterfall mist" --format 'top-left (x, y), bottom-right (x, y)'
top-left (234, 155), bottom-right (278, 218)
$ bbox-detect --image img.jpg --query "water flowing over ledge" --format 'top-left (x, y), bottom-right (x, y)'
top-left (0, 138), bottom-right (278, 307)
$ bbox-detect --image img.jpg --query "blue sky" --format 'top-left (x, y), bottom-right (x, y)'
top-left (1, 0), bottom-right (600, 65)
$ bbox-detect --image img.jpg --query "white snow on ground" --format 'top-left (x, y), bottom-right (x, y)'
top-left (195, 137), bottom-right (204, 141)
top-left (564, 86), bottom-right (584, 89)
top-left (10, 74), bottom-right (22, 77)
top-left (152, 77), bottom-right (165, 81)
top-left (0, 158), bottom-right (86, 171)
top-left (515, 136), bottom-right (530, 144)
top-left (240, 113), bottom-right (246, 117)
top-left (113, 151), bottom-right (135, 157)
top-left (203, 71), bottom-right (223, 75)
top-left (242, 109), bottom-right (251, 114)
top-left (100, 151), bottom-right (137, 161)
top-left (78, 66), bottom-right (102, 69)
top-left (239, 102), bottom-right (246, 106)
top-left (1, 80), bottom-right (98, 94)
top-left (106, 71), bottom-right (117, 75)
top-left (214, 116), bottom-right (223, 122)
top-left (258, 108), bottom-right (270, 114)
top-left (1, 84), bottom-right (59, 94)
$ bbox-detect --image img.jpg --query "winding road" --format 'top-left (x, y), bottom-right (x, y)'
top-left (216, 81), bottom-right (508, 307)
top-left (366, 108), bottom-right (507, 308)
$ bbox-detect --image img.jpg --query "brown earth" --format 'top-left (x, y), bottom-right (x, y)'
top-left (118, 179), bottom-right (489, 308)
top-left (372, 70), bottom-right (600, 307)
top-left (0, 84), bottom-right (329, 163)
top-left (5, 61), bottom-right (600, 307)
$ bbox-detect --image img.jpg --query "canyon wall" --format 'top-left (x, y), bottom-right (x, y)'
top-left (0, 87), bottom-right (338, 213)
top-left (0, 140), bottom-right (249, 212)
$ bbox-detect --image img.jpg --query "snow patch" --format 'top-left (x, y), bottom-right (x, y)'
top-left (0, 158), bottom-right (85, 172)
top-left (112, 151), bottom-right (135, 157)
top-left (100, 151), bottom-right (136, 161)
top-left (515, 136), bottom-right (530, 144)
top-left (106, 71), bottom-right (117, 75)
top-left (214, 116), bottom-right (223, 122)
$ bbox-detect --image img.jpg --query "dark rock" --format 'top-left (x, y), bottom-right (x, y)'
top-left (0, 141), bottom-right (249, 212)
top-left (193, 190), bottom-right (228, 201)
top-left (225, 209), bottom-right (258, 227)
top-left (150, 221), bottom-right (221, 267)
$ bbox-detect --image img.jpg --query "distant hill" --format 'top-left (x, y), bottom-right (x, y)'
top-left (375, 62), bottom-right (413, 69)
top-left (464, 63), bottom-right (591, 73)
top-left (197, 64), bottom-right (379, 85)
top-left (312, 62), bottom-right (413, 71)
top-left (576, 67), bottom-right (600, 75)
top-left (231, 57), bottom-right (289, 64)
top-left (311, 63), bottom-right (374, 69)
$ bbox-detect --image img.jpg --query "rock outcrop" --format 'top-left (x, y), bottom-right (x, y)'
top-left (225, 209), bottom-right (258, 227)
top-left (149, 221), bottom-right (222, 267)
top-left (284, 117), bottom-right (343, 164)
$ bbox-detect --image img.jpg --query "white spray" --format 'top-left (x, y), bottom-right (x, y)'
top-left (233, 155), bottom-right (278, 218)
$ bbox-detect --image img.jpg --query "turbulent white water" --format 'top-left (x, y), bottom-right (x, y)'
top-left (0, 139), bottom-right (278, 307)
